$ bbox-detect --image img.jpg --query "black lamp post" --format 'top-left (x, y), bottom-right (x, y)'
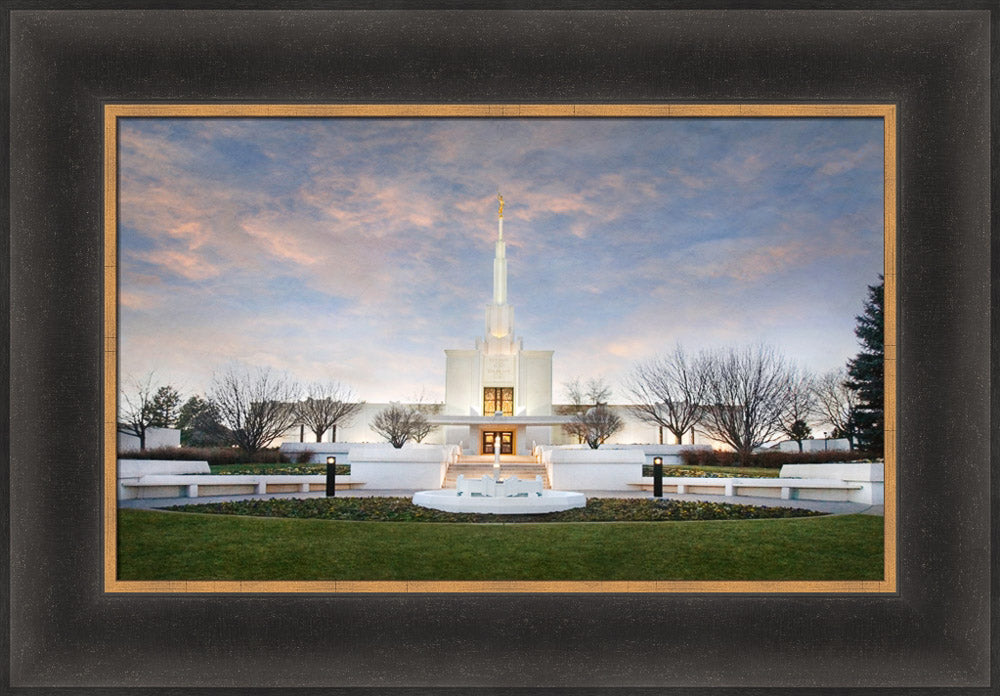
top-left (326, 456), bottom-right (337, 497)
top-left (652, 456), bottom-right (663, 498)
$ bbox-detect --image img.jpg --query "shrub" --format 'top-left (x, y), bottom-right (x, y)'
top-left (294, 450), bottom-right (314, 464)
top-left (119, 446), bottom-right (291, 467)
top-left (678, 448), bottom-right (880, 469)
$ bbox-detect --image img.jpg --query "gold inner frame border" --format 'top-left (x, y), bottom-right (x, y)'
top-left (103, 103), bottom-right (897, 594)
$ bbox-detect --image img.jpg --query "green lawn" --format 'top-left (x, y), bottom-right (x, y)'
top-left (118, 509), bottom-right (883, 581)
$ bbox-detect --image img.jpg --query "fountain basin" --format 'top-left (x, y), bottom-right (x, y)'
top-left (412, 489), bottom-right (587, 515)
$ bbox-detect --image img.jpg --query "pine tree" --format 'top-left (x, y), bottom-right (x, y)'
top-left (148, 385), bottom-right (182, 428)
top-left (846, 277), bottom-right (884, 455)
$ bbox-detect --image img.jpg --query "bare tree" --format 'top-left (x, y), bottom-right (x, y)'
top-left (371, 403), bottom-right (427, 449)
top-left (625, 346), bottom-right (705, 445)
top-left (558, 377), bottom-right (622, 447)
top-left (777, 369), bottom-right (818, 452)
top-left (813, 368), bottom-right (860, 450)
top-left (209, 365), bottom-right (301, 457)
top-left (699, 344), bottom-right (796, 465)
top-left (295, 381), bottom-right (364, 442)
top-left (574, 405), bottom-right (625, 449)
top-left (117, 373), bottom-right (158, 451)
top-left (409, 391), bottom-right (443, 443)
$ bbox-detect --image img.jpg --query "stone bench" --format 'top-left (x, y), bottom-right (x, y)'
top-left (456, 474), bottom-right (544, 497)
top-left (119, 474), bottom-right (365, 500)
top-left (627, 476), bottom-right (863, 501)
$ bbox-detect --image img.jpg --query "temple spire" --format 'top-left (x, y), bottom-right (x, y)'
top-left (493, 196), bottom-right (507, 306)
top-left (485, 195), bottom-right (514, 346)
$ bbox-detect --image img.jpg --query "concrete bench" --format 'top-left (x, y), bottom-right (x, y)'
top-left (119, 474), bottom-right (365, 500)
top-left (628, 476), bottom-right (863, 501)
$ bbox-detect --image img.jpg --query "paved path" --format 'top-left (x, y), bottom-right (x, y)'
top-left (119, 489), bottom-right (883, 516)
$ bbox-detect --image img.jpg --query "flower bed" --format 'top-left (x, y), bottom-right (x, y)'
top-left (642, 466), bottom-right (775, 478)
top-left (208, 464), bottom-right (349, 475)
top-left (165, 497), bottom-right (824, 523)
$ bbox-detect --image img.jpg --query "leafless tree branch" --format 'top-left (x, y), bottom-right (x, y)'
top-left (209, 365), bottom-right (301, 456)
top-left (698, 344), bottom-right (796, 463)
top-left (295, 381), bottom-right (364, 442)
top-left (624, 345), bottom-right (706, 444)
top-left (813, 368), bottom-right (860, 450)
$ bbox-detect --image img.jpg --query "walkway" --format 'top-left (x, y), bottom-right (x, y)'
top-left (118, 489), bottom-right (883, 516)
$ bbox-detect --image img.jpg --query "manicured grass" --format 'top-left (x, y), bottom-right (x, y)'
top-left (117, 508), bottom-right (883, 581)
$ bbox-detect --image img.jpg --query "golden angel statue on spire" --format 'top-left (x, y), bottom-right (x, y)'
top-left (497, 193), bottom-right (504, 218)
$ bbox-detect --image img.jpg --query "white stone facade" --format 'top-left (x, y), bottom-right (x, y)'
top-left (117, 427), bottom-right (181, 452)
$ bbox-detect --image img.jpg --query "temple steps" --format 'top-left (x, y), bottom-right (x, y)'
top-left (443, 456), bottom-right (550, 489)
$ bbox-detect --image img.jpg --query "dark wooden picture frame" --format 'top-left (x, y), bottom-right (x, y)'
top-left (5, 5), bottom-right (993, 691)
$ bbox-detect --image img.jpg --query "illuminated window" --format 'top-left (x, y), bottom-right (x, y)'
top-left (483, 387), bottom-right (513, 416)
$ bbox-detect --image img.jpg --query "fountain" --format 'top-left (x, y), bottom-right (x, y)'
top-left (412, 472), bottom-right (587, 515)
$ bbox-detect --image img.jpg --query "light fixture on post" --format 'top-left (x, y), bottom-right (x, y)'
top-left (326, 456), bottom-right (337, 497)
top-left (652, 456), bottom-right (663, 498)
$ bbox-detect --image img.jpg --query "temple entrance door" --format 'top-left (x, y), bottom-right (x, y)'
top-left (482, 430), bottom-right (514, 455)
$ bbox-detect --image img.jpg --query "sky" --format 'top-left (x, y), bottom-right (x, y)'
top-left (118, 117), bottom-right (884, 404)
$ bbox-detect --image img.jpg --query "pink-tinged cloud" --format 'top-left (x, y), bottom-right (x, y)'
top-left (119, 290), bottom-right (160, 311)
top-left (166, 221), bottom-right (210, 249)
top-left (132, 248), bottom-right (221, 281)
top-left (240, 220), bottom-right (318, 267)
top-left (117, 118), bottom-right (883, 401)
top-left (721, 239), bottom-right (813, 282)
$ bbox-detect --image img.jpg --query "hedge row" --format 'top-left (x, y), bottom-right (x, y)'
top-left (679, 448), bottom-right (878, 469)
top-left (118, 446), bottom-right (305, 467)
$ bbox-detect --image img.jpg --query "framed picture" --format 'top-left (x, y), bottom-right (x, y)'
top-left (6, 6), bottom-right (992, 692)
top-left (104, 103), bottom-right (896, 595)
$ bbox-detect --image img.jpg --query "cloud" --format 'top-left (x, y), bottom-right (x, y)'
top-left (117, 117), bottom-right (884, 400)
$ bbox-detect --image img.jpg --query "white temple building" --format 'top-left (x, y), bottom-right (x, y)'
top-left (284, 195), bottom-right (713, 452)
top-left (430, 195), bottom-right (571, 455)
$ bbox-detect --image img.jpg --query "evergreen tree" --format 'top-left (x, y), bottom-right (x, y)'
top-left (148, 385), bottom-right (182, 428)
top-left (176, 395), bottom-right (230, 447)
top-left (846, 277), bottom-right (884, 454)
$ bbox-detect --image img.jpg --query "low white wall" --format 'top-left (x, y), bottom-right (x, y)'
top-left (118, 459), bottom-right (211, 476)
top-left (348, 444), bottom-right (456, 490)
top-left (538, 446), bottom-right (644, 491)
top-left (779, 462), bottom-right (884, 505)
top-left (279, 442), bottom-right (355, 464)
top-left (777, 438), bottom-right (851, 453)
top-left (117, 427), bottom-right (182, 452)
top-left (599, 443), bottom-right (712, 466)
